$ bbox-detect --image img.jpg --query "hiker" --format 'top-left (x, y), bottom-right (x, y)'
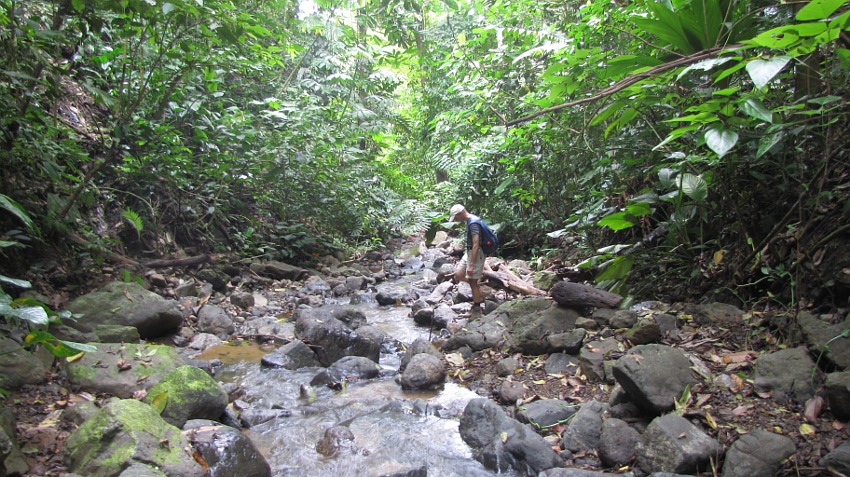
top-left (449, 204), bottom-right (487, 313)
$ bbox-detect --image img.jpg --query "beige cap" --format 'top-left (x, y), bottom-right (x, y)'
top-left (449, 204), bottom-right (465, 221)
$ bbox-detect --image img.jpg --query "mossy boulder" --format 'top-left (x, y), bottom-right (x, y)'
top-left (63, 399), bottom-right (204, 477)
top-left (65, 343), bottom-right (186, 398)
top-left (144, 365), bottom-right (228, 428)
top-left (66, 281), bottom-right (183, 338)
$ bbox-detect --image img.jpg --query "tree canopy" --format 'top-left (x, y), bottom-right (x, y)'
top-left (2, 0), bottom-right (849, 308)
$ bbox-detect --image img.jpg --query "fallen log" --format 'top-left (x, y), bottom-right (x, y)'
top-left (482, 262), bottom-right (546, 296)
top-left (549, 281), bottom-right (622, 308)
top-left (142, 255), bottom-right (212, 268)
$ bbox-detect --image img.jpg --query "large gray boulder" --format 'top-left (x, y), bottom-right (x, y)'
top-left (612, 344), bottom-right (697, 414)
top-left (183, 420), bottom-right (271, 477)
top-left (63, 399), bottom-right (204, 477)
top-left (636, 414), bottom-right (722, 474)
top-left (753, 347), bottom-right (819, 404)
top-left (196, 304), bottom-right (235, 339)
top-left (310, 356), bottom-right (382, 388)
top-left (143, 365), bottom-right (228, 428)
top-left (65, 343), bottom-right (186, 398)
top-left (0, 338), bottom-right (48, 390)
top-left (260, 340), bottom-right (320, 370)
top-left (515, 399), bottom-right (577, 430)
top-left (720, 429), bottom-right (795, 477)
top-left (249, 260), bottom-right (309, 280)
top-left (399, 353), bottom-right (446, 390)
top-left (797, 311), bottom-right (850, 370)
top-left (560, 399), bottom-right (606, 453)
top-left (294, 306), bottom-right (380, 366)
top-left (65, 281), bottom-right (183, 338)
top-left (459, 398), bottom-right (561, 474)
top-left (598, 417), bottom-right (640, 468)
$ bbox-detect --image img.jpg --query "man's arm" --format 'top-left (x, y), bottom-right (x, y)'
top-left (467, 233), bottom-right (480, 276)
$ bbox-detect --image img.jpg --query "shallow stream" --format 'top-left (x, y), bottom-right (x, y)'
top-left (197, 276), bottom-right (515, 477)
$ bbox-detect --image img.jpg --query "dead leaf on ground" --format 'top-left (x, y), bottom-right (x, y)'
top-left (804, 396), bottom-right (824, 423)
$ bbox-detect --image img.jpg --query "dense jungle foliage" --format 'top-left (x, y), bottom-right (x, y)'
top-left (1, 0), bottom-right (849, 314)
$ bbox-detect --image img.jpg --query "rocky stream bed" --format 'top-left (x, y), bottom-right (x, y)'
top-left (2, 235), bottom-right (850, 476)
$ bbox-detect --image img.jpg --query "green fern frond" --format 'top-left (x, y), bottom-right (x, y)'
top-left (122, 209), bottom-right (143, 238)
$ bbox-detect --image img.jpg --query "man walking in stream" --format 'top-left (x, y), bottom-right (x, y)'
top-left (449, 204), bottom-right (488, 314)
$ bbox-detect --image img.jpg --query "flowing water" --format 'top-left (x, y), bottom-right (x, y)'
top-left (199, 276), bottom-right (516, 477)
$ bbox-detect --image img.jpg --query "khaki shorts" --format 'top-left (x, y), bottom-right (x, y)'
top-left (458, 251), bottom-right (485, 280)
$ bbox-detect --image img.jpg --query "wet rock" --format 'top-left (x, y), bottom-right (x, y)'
top-left (636, 413), bottom-right (722, 475)
top-left (239, 408), bottom-right (290, 428)
top-left (94, 324), bottom-right (141, 343)
top-left (230, 292), bottom-right (255, 309)
top-left (400, 338), bottom-right (443, 370)
top-left (0, 338), bottom-right (48, 390)
top-left (540, 469), bottom-right (620, 476)
top-left (561, 399), bottom-right (606, 453)
top-left (65, 281), bottom-right (183, 338)
top-left (197, 304), bottom-right (235, 339)
top-left (546, 329), bottom-right (586, 354)
top-left (504, 298), bottom-right (580, 354)
top-left (412, 307), bottom-right (435, 327)
top-left (377, 465), bottom-right (428, 477)
top-left (431, 303), bottom-right (456, 329)
top-left (316, 425), bottom-right (356, 457)
top-left (63, 399), bottom-right (204, 477)
top-left (544, 353), bottom-right (579, 375)
top-left (425, 280), bottom-right (454, 304)
top-left (459, 398), bottom-right (561, 474)
top-left (241, 316), bottom-right (290, 342)
top-left (301, 276), bottom-right (331, 294)
top-left (826, 370), bottom-right (850, 420)
top-left (579, 339), bottom-right (619, 383)
top-left (516, 399), bottom-right (578, 430)
top-left (612, 344), bottom-right (697, 414)
top-left (754, 347), bottom-right (819, 404)
top-left (65, 343), bottom-right (186, 398)
top-left (249, 260), bottom-right (309, 280)
top-left (311, 356), bottom-right (382, 388)
top-left (598, 417), bottom-right (640, 467)
top-left (183, 419), bottom-right (271, 477)
top-left (118, 463), bottom-right (167, 477)
top-left (294, 307), bottom-right (380, 366)
top-left (499, 380), bottom-right (525, 404)
top-left (186, 333), bottom-right (223, 353)
top-left (400, 353), bottom-right (446, 390)
top-left (824, 442), bottom-right (850, 476)
top-left (376, 285), bottom-right (412, 305)
top-left (260, 340), bottom-right (320, 370)
top-left (143, 365), bottom-right (228, 428)
top-left (720, 429), bottom-right (794, 477)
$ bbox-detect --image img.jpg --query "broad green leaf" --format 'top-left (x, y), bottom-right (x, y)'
top-left (625, 202), bottom-right (652, 216)
top-left (714, 61), bottom-right (746, 84)
top-left (11, 306), bottom-right (49, 326)
top-left (658, 168), bottom-right (677, 189)
top-left (797, 0), bottom-right (846, 21)
top-left (748, 29), bottom-right (800, 50)
top-left (0, 275), bottom-right (30, 288)
top-left (705, 127), bottom-right (738, 157)
top-left (680, 173), bottom-right (708, 201)
top-left (0, 194), bottom-right (34, 230)
top-left (677, 58), bottom-right (735, 80)
top-left (60, 341), bottom-right (98, 353)
top-left (596, 256), bottom-right (635, 282)
top-left (746, 56), bottom-right (791, 89)
top-left (162, 3), bottom-right (175, 15)
top-left (739, 98), bottom-right (774, 123)
top-left (757, 131), bottom-right (784, 158)
top-left (653, 124), bottom-right (700, 150)
top-left (599, 212), bottom-right (638, 231)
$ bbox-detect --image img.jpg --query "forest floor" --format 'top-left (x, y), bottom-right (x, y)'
top-left (5, 243), bottom-right (848, 477)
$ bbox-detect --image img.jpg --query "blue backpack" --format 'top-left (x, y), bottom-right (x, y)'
top-left (470, 217), bottom-right (499, 255)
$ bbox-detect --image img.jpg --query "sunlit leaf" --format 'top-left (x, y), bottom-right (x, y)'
top-left (705, 126), bottom-right (738, 157)
top-left (151, 391), bottom-right (169, 414)
top-left (745, 56), bottom-right (791, 89)
top-left (800, 422), bottom-right (817, 437)
top-left (680, 173), bottom-right (708, 201)
top-left (797, 0), bottom-right (846, 21)
top-left (739, 98), bottom-right (774, 123)
top-left (756, 131), bottom-right (784, 158)
top-left (0, 274), bottom-right (31, 288)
